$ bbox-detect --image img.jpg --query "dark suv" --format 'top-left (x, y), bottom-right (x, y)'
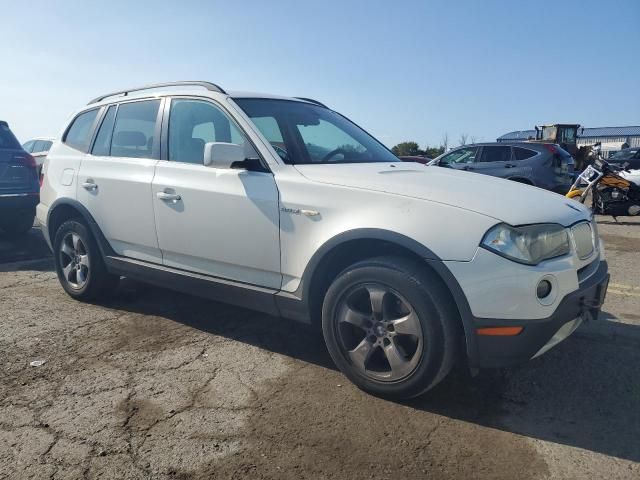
top-left (608, 148), bottom-right (640, 170)
top-left (429, 142), bottom-right (575, 193)
top-left (0, 121), bottom-right (39, 235)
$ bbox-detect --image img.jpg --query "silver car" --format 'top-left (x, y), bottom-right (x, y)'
top-left (430, 142), bottom-right (575, 193)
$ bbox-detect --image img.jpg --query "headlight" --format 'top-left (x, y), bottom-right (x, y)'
top-left (481, 223), bottom-right (570, 265)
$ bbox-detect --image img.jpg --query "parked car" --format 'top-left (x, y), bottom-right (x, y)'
top-left (37, 81), bottom-right (608, 399)
top-left (0, 121), bottom-right (39, 235)
top-left (608, 147), bottom-right (640, 170)
top-left (22, 137), bottom-right (54, 174)
top-left (429, 142), bottom-right (575, 193)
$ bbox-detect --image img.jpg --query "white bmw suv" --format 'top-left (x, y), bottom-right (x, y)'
top-left (37, 81), bottom-right (609, 398)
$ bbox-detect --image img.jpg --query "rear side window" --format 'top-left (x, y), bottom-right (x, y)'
top-left (479, 146), bottom-right (511, 163)
top-left (33, 140), bottom-right (52, 153)
top-left (64, 109), bottom-right (99, 151)
top-left (513, 147), bottom-right (537, 160)
top-left (92, 105), bottom-right (117, 156)
top-left (110, 100), bottom-right (160, 159)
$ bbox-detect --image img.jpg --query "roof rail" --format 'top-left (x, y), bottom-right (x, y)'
top-left (294, 97), bottom-right (328, 108)
top-left (88, 81), bottom-right (227, 105)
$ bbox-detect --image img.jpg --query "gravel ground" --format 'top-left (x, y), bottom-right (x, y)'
top-left (0, 218), bottom-right (639, 479)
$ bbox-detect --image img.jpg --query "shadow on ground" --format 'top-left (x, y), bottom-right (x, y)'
top-left (0, 226), bottom-right (52, 266)
top-left (101, 280), bottom-right (640, 464)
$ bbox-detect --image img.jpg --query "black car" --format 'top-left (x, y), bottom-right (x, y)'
top-left (0, 121), bottom-right (39, 236)
top-left (608, 147), bottom-right (640, 170)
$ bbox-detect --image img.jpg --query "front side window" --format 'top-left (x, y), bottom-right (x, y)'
top-left (559, 128), bottom-right (576, 143)
top-left (110, 100), bottom-right (160, 159)
top-left (64, 109), bottom-right (99, 151)
top-left (479, 146), bottom-right (511, 163)
top-left (168, 99), bottom-right (251, 164)
top-left (439, 147), bottom-right (478, 165)
top-left (234, 98), bottom-right (398, 165)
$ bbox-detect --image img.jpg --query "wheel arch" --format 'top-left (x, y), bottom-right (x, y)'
top-left (47, 198), bottom-right (115, 257)
top-left (290, 229), bottom-right (478, 363)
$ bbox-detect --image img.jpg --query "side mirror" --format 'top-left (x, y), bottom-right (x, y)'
top-left (203, 142), bottom-right (245, 168)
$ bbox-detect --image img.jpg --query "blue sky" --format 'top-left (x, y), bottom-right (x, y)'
top-left (1, 0), bottom-right (638, 147)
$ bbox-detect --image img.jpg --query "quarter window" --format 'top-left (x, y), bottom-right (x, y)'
top-left (479, 146), bottom-right (511, 163)
top-left (168, 99), bottom-right (253, 164)
top-left (64, 109), bottom-right (99, 151)
top-left (513, 147), bottom-right (537, 160)
top-left (110, 100), bottom-right (160, 159)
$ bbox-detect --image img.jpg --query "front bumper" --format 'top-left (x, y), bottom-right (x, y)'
top-left (472, 260), bottom-right (609, 368)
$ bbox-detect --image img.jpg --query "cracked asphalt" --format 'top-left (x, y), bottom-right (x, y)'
top-left (1, 218), bottom-right (639, 479)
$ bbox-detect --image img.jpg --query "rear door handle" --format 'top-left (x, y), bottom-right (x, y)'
top-left (81, 181), bottom-right (98, 191)
top-left (505, 164), bottom-right (516, 168)
top-left (156, 191), bottom-right (181, 202)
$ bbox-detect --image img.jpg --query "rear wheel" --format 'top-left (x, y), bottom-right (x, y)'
top-left (0, 208), bottom-right (35, 237)
top-left (53, 219), bottom-right (119, 300)
top-left (322, 256), bottom-right (460, 399)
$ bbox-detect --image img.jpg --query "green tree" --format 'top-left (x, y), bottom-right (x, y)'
top-left (391, 141), bottom-right (422, 156)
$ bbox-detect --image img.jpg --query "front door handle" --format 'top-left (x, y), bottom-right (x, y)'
top-left (82, 181), bottom-right (98, 191)
top-left (156, 191), bottom-right (181, 202)
top-left (505, 164), bottom-right (516, 168)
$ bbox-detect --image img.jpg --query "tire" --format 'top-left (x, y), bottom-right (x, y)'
top-left (322, 256), bottom-right (460, 399)
top-left (53, 219), bottom-right (119, 301)
top-left (0, 209), bottom-right (35, 237)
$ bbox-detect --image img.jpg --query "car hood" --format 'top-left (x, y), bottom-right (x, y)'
top-left (294, 163), bottom-right (590, 226)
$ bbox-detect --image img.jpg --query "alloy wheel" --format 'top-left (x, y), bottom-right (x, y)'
top-left (59, 232), bottom-right (89, 290)
top-left (335, 283), bottom-right (424, 381)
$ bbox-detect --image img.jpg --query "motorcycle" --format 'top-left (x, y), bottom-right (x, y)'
top-left (566, 146), bottom-right (640, 218)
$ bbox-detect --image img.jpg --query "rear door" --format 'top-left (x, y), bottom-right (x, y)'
top-left (474, 145), bottom-right (515, 178)
top-left (0, 122), bottom-right (38, 196)
top-left (77, 99), bottom-right (163, 263)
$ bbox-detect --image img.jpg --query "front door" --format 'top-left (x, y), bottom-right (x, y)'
top-left (77, 99), bottom-right (163, 263)
top-left (152, 97), bottom-right (281, 288)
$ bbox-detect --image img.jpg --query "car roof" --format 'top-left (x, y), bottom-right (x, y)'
top-left (85, 88), bottom-right (317, 111)
top-left (451, 142), bottom-right (548, 149)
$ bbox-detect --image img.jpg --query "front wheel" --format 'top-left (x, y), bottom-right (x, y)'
top-left (322, 256), bottom-right (460, 399)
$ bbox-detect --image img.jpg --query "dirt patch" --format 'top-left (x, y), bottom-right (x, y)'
top-left (194, 366), bottom-right (548, 480)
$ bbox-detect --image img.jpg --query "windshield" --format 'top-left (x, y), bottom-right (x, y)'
top-left (234, 98), bottom-right (399, 165)
top-left (609, 149), bottom-right (638, 161)
top-left (541, 126), bottom-right (557, 141)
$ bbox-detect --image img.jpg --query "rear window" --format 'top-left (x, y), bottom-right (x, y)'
top-left (33, 140), bottom-right (52, 153)
top-left (64, 109), bottom-right (99, 151)
top-left (0, 123), bottom-right (21, 149)
top-left (513, 147), bottom-right (537, 160)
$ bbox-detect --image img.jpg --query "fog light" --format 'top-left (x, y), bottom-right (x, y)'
top-left (537, 280), bottom-right (552, 299)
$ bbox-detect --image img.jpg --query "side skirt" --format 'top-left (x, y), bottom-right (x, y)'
top-left (104, 255), bottom-right (304, 319)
